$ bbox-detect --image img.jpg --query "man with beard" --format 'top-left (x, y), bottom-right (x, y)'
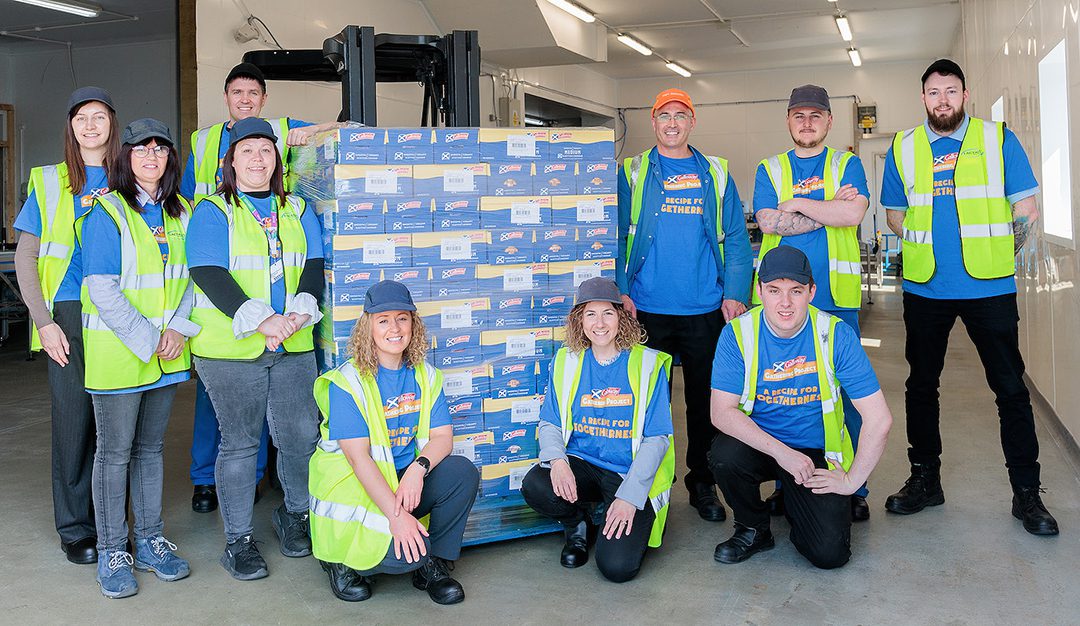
top-left (880, 59), bottom-right (1057, 535)
top-left (617, 88), bottom-right (753, 523)
top-left (752, 84), bottom-right (871, 522)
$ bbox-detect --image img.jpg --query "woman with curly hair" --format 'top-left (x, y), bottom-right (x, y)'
top-left (521, 277), bottom-right (675, 583)
top-left (309, 280), bottom-right (479, 605)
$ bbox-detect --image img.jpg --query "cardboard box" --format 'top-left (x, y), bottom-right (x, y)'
top-left (453, 430), bottom-right (493, 466)
top-left (384, 267), bottom-right (431, 301)
top-left (329, 164), bottom-right (413, 197)
top-left (328, 303), bottom-right (365, 340)
top-left (487, 423), bottom-right (540, 464)
top-left (547, 258), bottom-right (616, 293)
top-left (411, 230), bottom-right (488, 266)
top-left (441, 365), bottom-right (489, 398)
top-left (535, 226), bottom-right (576, 263)
top-left (385, 200), bottom-right (432, 233)
top-left (487, 162), bottom-right (535, 197)
top-left (548, 128), bottom-right (615, 161)
top-left (324, 128), bottom-right (388, 164)
top-left (576, 224), bottom-right (618, 260)
top-left (325, 267), bottom-right (382, 305)
top-left (451, 410), bottom-right (485, 436)
top-left (448, 395), bottom-right (484, 420)
top-left (535, 161), bottom-right (575, 195)
top-left (475, 262), bottom-right (548, 295)
top-left (480, 196), bottom-right (551, 229)
top-left (551, 194), bottom-right (617, 227)
top-left (489, 294), bottom-right (533, 329)
top-left (536, 357), bottom-right (553, 393)
top-left (417, 297), bottom-right (490, 333)
top-left (431, 264), bottom-right (478, 298)
top-left (325, 233), bottom-right (411, 269)
top-left (316, 198), bottom-right (386, 235)
top-left (432, 196), bottom-right (482, 231)
top-left (487, 228), bottom-right (536, 265)
top-left (479, 128), bottom-right (549, 161)
top-left (481, 458), bottom-right (539, 497)
top-left (482, 394), bottom-right (544, 429)
top-left (482, 327), bottom-right (554, 361)
top-left (485, 360), bottom-right (538, 399)
top-left (413, 163), bottom-right (488, 196)
top-left (434, 128), bottom-right (480, 162)
top-left (386, 128), bottom-right (434, 164)
top-left (575, 160), bottom-right (618, 194)
top-left (533, 293), bottom-right (574, 328)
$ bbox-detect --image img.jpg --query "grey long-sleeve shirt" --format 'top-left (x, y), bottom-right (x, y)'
top-left (86, 276), bottom-right (200, 363)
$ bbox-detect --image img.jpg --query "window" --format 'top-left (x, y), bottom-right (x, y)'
top-left (1038, 39), bottom-right (1072, 242)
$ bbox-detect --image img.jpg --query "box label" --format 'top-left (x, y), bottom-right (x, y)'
top-left (363, 240), bottom-right (395, 264)
top-left (511, 397), bottom-right (542, 423)
top-left (443, 168), bottom-right (475, 193)
top-left (441, 304), bottom-right (473, 330)
top-left (506, 134), bottom-right (536, 158)
top-left (365, 170), bottom-right (398, 194)
top-left (576, 199), bottom-right (604, 222)
top-left (573, 264), bottom-right (602, 287)
top-left (503, 267), bottom-right (533, 291)
top-left (510, 201), bottom-right (541, 225)
top-left (506, 332), bottom-right (537, 358)
top-left (440, 235), bottom-right (472, 262)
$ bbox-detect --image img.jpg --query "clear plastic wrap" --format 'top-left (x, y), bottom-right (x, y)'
top-left (292, 123), bottom-right (618, 545)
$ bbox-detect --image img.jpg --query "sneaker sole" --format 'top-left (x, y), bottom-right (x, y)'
top-left (219, 553), bottom-right (268, 581)
top-left (134, 561), bottom-right (191, 582)
top-left (98, 582), bottom-right (138, 599)
top-left (884, 492), bottom-right (945, 515)
top-left (714, 539), bottom-right (775, 564)
top-left (272, 511), bottom-right (313, 558)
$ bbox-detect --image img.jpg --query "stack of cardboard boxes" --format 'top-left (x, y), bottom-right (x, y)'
top-left (292, 124), bottom-right (618, 540)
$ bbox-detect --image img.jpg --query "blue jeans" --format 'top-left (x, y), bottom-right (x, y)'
top-left (91, 384), bottom-right (177, 552)
top-left (195, 352), bottom-right (319, 543)
top-left (189, 377), bottom-right (269, 486)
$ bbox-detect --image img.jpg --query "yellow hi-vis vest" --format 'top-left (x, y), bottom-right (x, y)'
top-left (75, 192), bottom-right (193, 391)
top-left (550, 344), bottom-right (675, 548)
top-left (27, 163), bottom-right (85, 352)
top-left (753, 147), bottom-right (862, 308)
top-left (188, 193), bottom-right (313, 360)
top-left (189, 117), bottom-right (291, 202)
top-left (309, 359), bottom-right (442, 571)
top-left (892, 117), bottom-right (1014, 283)
top-left (622, 149), bottom-right (729, 268)
top-left (730, 306), bottom-right (853, 472)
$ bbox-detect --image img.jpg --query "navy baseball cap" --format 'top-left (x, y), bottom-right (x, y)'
top-left (788, 84), bottom-right (830, 112)
top-left (225, 62), bottom-right (267, 91)
top-left (922, 59), bottom-right (966, 88)
top-left (229, 117), bottom-right (277, 145)
top-left (576, 277), bottom-right (622, 305)
top-left (122, 118), bottom-right (173, 146)
top-left (68, 86), bottom-right (114, 114)
top-left (364, 280), bottom-right (416, 314)
top-left (758, 245), bottom-right (814, 285)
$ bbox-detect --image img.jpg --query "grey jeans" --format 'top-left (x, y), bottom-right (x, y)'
top-left (91, 384), bottom-right (178, 552)
top-left (195, 352), bottom-right (319, 543)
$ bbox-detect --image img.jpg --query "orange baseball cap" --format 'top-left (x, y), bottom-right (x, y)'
top-left (652, 88), bottom-right (695, 116)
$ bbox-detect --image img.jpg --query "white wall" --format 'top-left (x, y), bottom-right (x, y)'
top-left (616, 60), bottom-right (933, 212)
top-left (958, 0), bottom-right (1080, 444)
top-left (8, 40), bottom-right (178, 187)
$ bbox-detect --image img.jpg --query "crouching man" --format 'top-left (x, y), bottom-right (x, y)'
top-left (708, 245), bottom-right (892, 569)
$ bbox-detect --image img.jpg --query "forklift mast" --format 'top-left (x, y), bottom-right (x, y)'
top-left (242, 25), bottom-right (481, 127)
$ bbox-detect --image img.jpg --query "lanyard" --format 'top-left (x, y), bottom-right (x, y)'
top-left (241, 196), bottom-right (281, 259)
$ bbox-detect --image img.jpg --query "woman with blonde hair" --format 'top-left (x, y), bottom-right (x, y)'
top-left (521, 277), bottom-right (675, 583)
top-left (309, 280), bottom-right (479, 604)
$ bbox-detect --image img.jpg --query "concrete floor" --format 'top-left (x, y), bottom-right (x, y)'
top-left (1, 284), bottom-right (1078, 624)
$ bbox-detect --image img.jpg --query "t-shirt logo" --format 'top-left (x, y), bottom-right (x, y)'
top-left (933, 152), bottom-right (958, 173)
top-left (384, 392), bottom-right (421, 418)
top-left (792, 176), bottom-right (825, 196)
top-left (81, 186), bottom-right (109, 208)
top-left (764, 355), bottom-right (817, 382)
top-left (663, 173), bottom-right (701, 190)
top-left (580, 387), bottom-right (633, 408)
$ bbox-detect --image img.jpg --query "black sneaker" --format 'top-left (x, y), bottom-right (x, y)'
top-left (220, 534), bottom-right (268, 581)
top-left (412, 557), bottom-right (464, 605)
top-left (714, 524), bottom-right (775, 564)
top-left (320, 560), bottom-right (373, 602)
top-left (1012, 487), bottom-right (1059, 536)
top-left (272, 505), bottom-right (312, 557)
top-left (884, 463), bottom-right (944, 515)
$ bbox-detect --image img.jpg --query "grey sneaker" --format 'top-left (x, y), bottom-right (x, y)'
top-left (220, 534), bottom-right (268, 581)
top-left (272, 505), bottom-right (312, 557)
top-left (96, 550), bottom-right (138, 599)
top-left (134, 536), bottom-right (190, 581)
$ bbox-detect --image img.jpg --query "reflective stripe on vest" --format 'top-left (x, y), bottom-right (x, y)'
top-left (188, 194), bottom-right (313, 360)
top-left (309, 359), bottom-right (441, 570)
top-left (753, 148), bottom-right (862, 308)
top-left (76, 192), bottom-right (192, 390)
top-left (28, 163), bottom-right (82, 352)
top-left (730, 306), bottom-right (853, 471)
top-left (894, 118), bottom-right (1014, 283)
top-left (550, 344), bottom-right (675, 548)
top-left (622, 149), bottom-right (728, 272)
top-left (191, 118), bottom-right (291, 201)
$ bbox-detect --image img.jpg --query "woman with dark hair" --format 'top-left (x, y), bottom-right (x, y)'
top-left (185, 116), bottom-right (323, 581)
top-left (308, 281), bottom-right (478, 605)
top-left (520, 277), bottom-right (675, 583)
top-left (77, 118), bottom-right (197, 598)
top-left (13, 86), bottom-right (120, 566)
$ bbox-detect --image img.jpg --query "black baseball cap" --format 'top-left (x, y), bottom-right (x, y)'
top-left (921, 59), bottom-right (966, 89)
top-left (68, 86), bottom-right (114, 115)
top-left (788, 84), bottom-right (830, 112)
top-left (225, 62), bottom-right (267, 91)
top-left (122, 118), bottom-right (173, 146)
top-left (364, 280), bottom-right (416, 314)
top-left (575, 277), bottom-right (622, 305)
top-left (758, 245), bottom-right (813, 285)
top-left (229, 117), bottom-right (277, 145)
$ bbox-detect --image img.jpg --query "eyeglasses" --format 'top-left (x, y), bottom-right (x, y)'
top-left (655, 112), bottom-right (691, 123)
top-left (132, 145), bottom-right (170, 158)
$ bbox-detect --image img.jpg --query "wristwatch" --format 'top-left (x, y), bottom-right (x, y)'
top-left (414, 456), bottom-right (431, 477)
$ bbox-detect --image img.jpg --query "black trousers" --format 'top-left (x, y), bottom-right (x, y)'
top-left (637, 307), bottom-right (726, 486)
top-left (47, 301), bottom-right (97, 544)
top-left (709, 432), bottom-right (851, 570)
top-left (902, 292), bottom-right (1040, 488)
top-left (521, 457), bottom-right (656, 583)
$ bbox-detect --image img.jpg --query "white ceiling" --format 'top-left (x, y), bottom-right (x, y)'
top-left (0, 0), bottom-right (175, 53)
top-left (578, 0), bottom-right (962, 78)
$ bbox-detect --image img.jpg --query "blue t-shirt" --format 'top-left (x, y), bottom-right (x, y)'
top-left (328, 365), bottom-right (452, 470)
top-left (753, 150), bottom-right (869, 311)
top-left (632, 154), bottom-right (741, 315)
top-left (880, 116), bottom-right (1039, 299)
top-left (539, 349), bottom-right (673, 474)
top-left (180, 118), bottom-right (312, 200)
top-left (80, 196), bottom-right (190, 394)
top-left (186, 191), bottom-right (322, 320)
top-left (14, 165), bottom-right (109, 303)
top-left (711, 314), bottom-right (879, 450)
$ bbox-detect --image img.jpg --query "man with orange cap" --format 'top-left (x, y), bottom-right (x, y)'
top-left (617, 88), bottom-right (752, 522)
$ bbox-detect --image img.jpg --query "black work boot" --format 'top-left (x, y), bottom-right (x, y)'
top-left (1012, 486), bottom-right (1059, 536)
top-left (884, 463), bottom-right (945, 515)
top-left (320, 560), bottom-right (372, 602)
top-left (559, 520), bottom-right (588, 568)
top-left (412, 557), bottom-right (464, 605)
top-left (688, 482), bottom-right (727, 522)
top-left (765, 489), bottom-right (785, 517)
top-left (714, 524), bottom-right (775, 564)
